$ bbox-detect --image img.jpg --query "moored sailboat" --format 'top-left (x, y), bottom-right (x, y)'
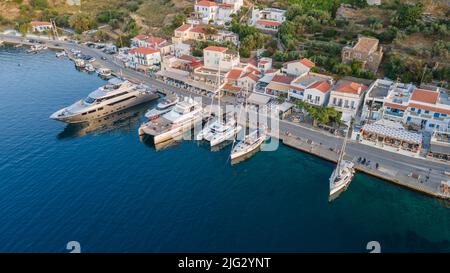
top-left (329, 127), bottom-right (355, 200)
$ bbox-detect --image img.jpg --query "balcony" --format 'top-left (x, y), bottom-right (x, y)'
top-left (384, 110), bottom-right (404, 117)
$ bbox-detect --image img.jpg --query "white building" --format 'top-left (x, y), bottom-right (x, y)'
top-left (128, 47), bottom-right (161, 69)
top-left (328, 80), bottom-right (368, 120)
top-left (257, 57), bottom-right (273, 72)
top-left (250, 8), bottom-right (286, 32)
top-left (283, 58), bottom-right (315, 77)
top-left (172, 24), bottom-right (238, 45)
top-left (30, 21), bottom-right (53, 33)
top-left (361, 79), bottom-right (450, 132)
top-left (192, 0), bottom-right (243, 25)
top-left (203, 46), bottom-right (240, 71)
top-left (289, 72), bottom-right (334, 106)
top-left (131, 35), bottom-right (168, 49)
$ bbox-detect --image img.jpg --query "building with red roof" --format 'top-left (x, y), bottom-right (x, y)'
top-left (283, 58), bottom-right (315, 77)
top-left (362, 79), bottom-right (450, 132)
top-left (31, 21), bottom-right (53, 32)
top-left (328, 80), bottom-right (368, 118)
top-left (250, 8), bottom-right (286, 32)
top-left (128, 47), bottom-right (161, 69)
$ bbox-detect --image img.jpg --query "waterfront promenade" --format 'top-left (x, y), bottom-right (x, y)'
top-left (1, 34), bottom-right (448, 200)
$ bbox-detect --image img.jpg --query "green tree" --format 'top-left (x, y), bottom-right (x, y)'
top-left (69, 13), bottom-right (97, 34)
top-left (393, 1), bottom-right (423, 29)
top-left (29, 0), bottom-right (48, 9)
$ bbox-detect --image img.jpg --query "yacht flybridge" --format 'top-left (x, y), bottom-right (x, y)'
top-left (138, 97), bottom-right (203, 144)
top-left (144, 95), bottom-right (179, 120)
top-left (329, 127), bottom-right (355, 200)
top-left (50, 78), bottom-right (158, 124)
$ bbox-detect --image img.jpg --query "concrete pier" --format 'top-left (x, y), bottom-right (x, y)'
top-left (283, 134), bottom-right (449, 200)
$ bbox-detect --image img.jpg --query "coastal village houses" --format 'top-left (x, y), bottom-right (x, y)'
top-left (249, 7), bottom-right (286, 32)
top-left (282, 58), bottom-right (315, 77)
top-left (131, 34), bottom-right (191, 61)
top-left (341, 36), bottom-right (383, 73)
top-left (190, 0), bottom-right (244, 25)
top-left (172, 24), bottom-right (239, 45)
top-left (328, 80), bottom-right (368, 121)
top-left (30, 21), bottom-right (53, 33)
top-left (288, 72), bottom-right (334, 106)
top-left (361, 79), bottom-right (450, 132)
top-left (128, 47), bottom-right (161, 70)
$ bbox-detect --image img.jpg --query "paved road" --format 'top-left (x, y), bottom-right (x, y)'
top-left (2, 34), bottom-right (448, 192)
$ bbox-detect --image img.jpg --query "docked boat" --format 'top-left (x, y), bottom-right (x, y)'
top-left (26, 44), bottom-right (47, 53)
top-left (97, 68), bottom-right (112, 79)
top-left (56, 51), bottom-right (66, 58)
top-left (230, 128), bottom-right (266, 160)
top-left (138, 97), bottom-right (203, 144)
top-left (74, 58), bottom-right (85, 69)
top-left (85, 63), bottom-right (96, 73)
top-left (50, 78), bottom-right (159, 124)
top-left (197, 116), bottom-right (242, 147)
top-left (329, 127), bottom-right (355, 200)
top-left (210, 120), bottom-right (242, 147)
top-left (144, 95), bottom-right (179, 120)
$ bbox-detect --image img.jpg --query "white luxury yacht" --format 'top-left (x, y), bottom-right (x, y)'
top-left (230, 128), bottom-right (266, 160)
top-left (50, 78), bottom-right (159, 123)
top-left (329, 127), bottom-right (355, 200)
top-left (144, 94), bottom-right (179, 120)
top-left (138, 97), bottom-right (203, 144)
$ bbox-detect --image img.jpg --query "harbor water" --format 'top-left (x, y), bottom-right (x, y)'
top-left (0, 46), bottom-right (449, 252)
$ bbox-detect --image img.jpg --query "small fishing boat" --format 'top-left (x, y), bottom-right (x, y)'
top-left (97, 68), bottom-right (112, 79)
top-left (26, 44), bottom-right (48, 53)
top-left (56, 51), bottom-right (66, 58)
top-left (74, 58), bottom-right (85, 69)
top-left (84, 63), bottom-right (96, 73)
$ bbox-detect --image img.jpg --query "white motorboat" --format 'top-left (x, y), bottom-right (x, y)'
top-left (230, 128), bottom-right (266, 160)
top-left (97, 68), bottom-right (112, 79)
top-left (50, 78), bottom-right (158, 124)
top-left (85, 63), bottom-right (96, 73)
top-left (56, 51), bottom-right (66, 58)
top-left (144, 95), bottom-right (179, 120)
top-left (26, 44), bottom-right (47, 53)
top-left (138, 97), bottom-right (203, 144)
top-left (74, 58), bottom-right (85, 69)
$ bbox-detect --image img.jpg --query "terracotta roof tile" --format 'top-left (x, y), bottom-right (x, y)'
top-left (204, 46), bottom-right (228, 52)
top-left (272, 74), bottom-right (294, 85)
top-left (129, 47), bottom-right (159, 55)
top-left (310, 81), bottom-right (332, 93)
top-left (410, 88), bottom-right (439, 104)
top-left (196, 0), bottom-right (218, 7)
top-left (334, 82), bottom-right (367, 96)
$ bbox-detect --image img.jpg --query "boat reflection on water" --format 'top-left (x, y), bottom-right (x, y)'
top-left (57, 103), bottom-right (152, 139)
top-left (140, 133), bottom-right (182, 151)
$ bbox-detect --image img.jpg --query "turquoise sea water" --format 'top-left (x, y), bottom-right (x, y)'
top-left (0, 46), bottom-right (449, 253)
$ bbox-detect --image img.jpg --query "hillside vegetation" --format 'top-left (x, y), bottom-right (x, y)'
top-left (0, 0), bottom-right (449, 86)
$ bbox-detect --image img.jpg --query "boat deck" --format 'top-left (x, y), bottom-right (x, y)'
top-left (141, 117), bottom-right (174, 135)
